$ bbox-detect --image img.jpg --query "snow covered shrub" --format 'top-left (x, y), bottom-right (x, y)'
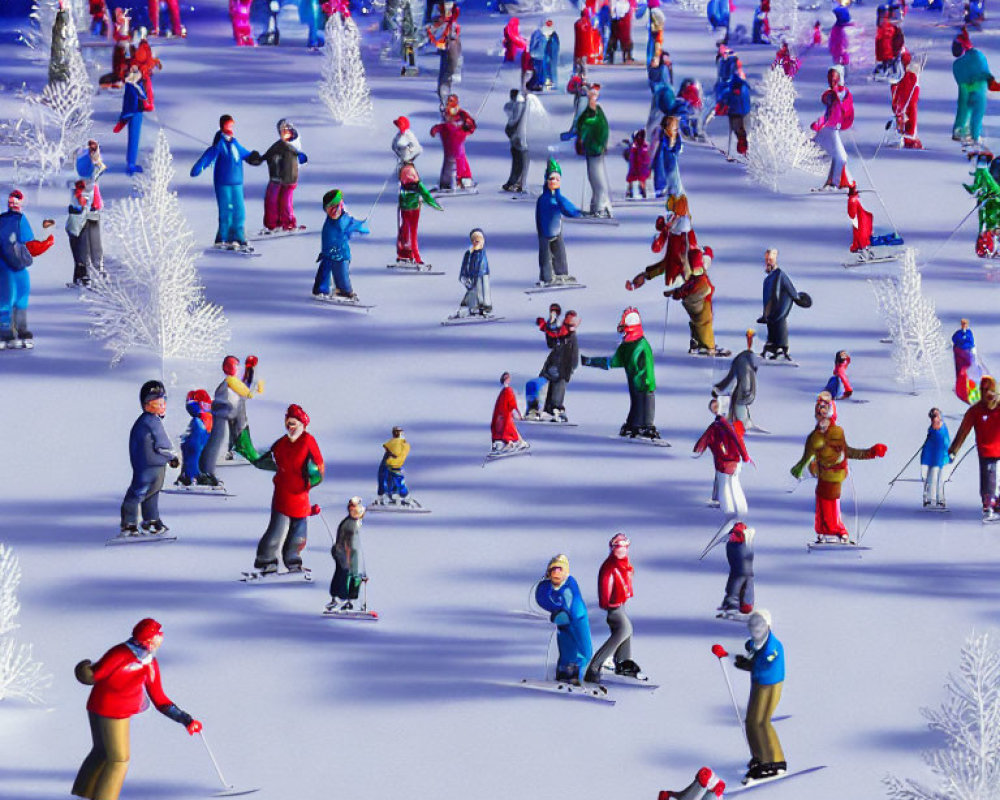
top-left (744, 66), bottom-right (825, 192)
top-left (84, 130), bottom-right (231, 366)
top-left (319, 13), bottom-right (374, 126)
top-left (0, 544), bottom-right (50, 704)
top-left (868, 248), bottom-right (947, 391)
top-left (885, 631), bottom-right (1000, 800)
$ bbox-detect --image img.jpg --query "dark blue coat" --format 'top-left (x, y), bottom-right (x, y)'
top-left (128, 411), bottom-right (175, 471)
top-left (723, 75), bottom-right (751, 116)
top-left (762, 268), bottom-right (799, 323)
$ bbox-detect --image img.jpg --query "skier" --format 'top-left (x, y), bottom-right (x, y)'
top-left (535, 159), bottom-right (583, 286)
top-left (694, 397), bottom-right (751, 518)
top-left (752, 0), bottom-right (770, 44)
top-left (721, 67), bottom-right (751, 158)
top-left (503, 16), bottom-right (527, 62)
top-left (197, 355), bottom-right (263, 485)
top-left (246, 119), bottom-right (308, 234)
top-left (714, 330), bottom-right (759, 427)
top-left (0, 190), bottom-right (55, 348)
top-left (428, 4), bottom-right (461, 108)
top-left (790, 392), bottom-right (887, 542)
top-left (99, 7), bottom-right (131, 88)
top-left (921, 408), bottom-right (952, 509)
top-left (952, 318), bottom-right (984, 404)
top-left (66, 181), bottom-right (97, 288)
top-left (718, 521), bottom-right (754, 618)
top-left (120, 380), bottom-right (179, 536)
top-left (190, 115), bottom-right (260, 251)
top-left (667, 246), bottom-right (729, 357)
top-left (491, 372), bottom-right (528, 452)
top-left (733, 609), bottom-right (785, 782)
top-left (229, 0), bottom-right (255, 45)
top-left (72, 619), bottom-right (201, 800)
top-left (951, 29), bottom-right (1000, 146)
top-left (706, 0), bottom-right (730, 32)
top-left (250, 404), bottom-right (325, 574)
top-left (313, 189), bottom-right (370, 301)
top-left (526, 303), bottom-right (563, 418)
top-left (454, 228), bottom-right (492, 317)
top-left (828, 3), bottom-right (852, 66)
top-left (626, 201), bottom-right (695, 297)
top-left (873, 11), bottom-right (904, 81)
top-left (178, 389), bottom-right (212, 487)
top-left (327, 496), bottom-right (366, 612)
top-left (89, 0), bottom-right (110, 37)
top-left (391, 116), bottom-right (423, 171)
top-left (623, 128), bottom-right (652, 200)
top-left (396, 164), bottom-right (441, 266)
top-left (535, 308), bottom-right (580, 421)
top-left (128, 27), bottom-right (162, 112)
top-left (572, 84), bottom-right (613, 218)
top-left (112, 66), bottom-right (148, 177)
top-left (69, 140), bottom-right (106, 286)
top-left (773, 41), bottom-right (799, 77)
top-left (148, 0), bottom-right (185, 37)
top-left (891, 52), bottom-right (922, 149)
top-left (585, 533), bottom-right (642, 683)
top-left (527, 19), bottom-right (559, 91)
top-left (650, 115), bottom-right (684, 199)
top-left (535, 554), bottom-right (593, 685)
top-left (758, 248), bottom-right (810, 361)
top-left (581, 307), bottom-right (660, 439)
top-left (948, 375), bottom-right (1000, 520)
top-left (502, 89), bottom-right (530, 194)
top-left (656, 768), bottom-right (726, 800)
top-left (374, 427), bottom-right (416, 506)
top-left (429, 95), bottom-right (477, 192)
top-left (823, 350), bottom-right (853, 400)
top-left (606, 0), bottom-right (634, 64)
top-left (573, 9), bottom-right (596, 73)
top-left (811, 66), bottom-right (855, 191)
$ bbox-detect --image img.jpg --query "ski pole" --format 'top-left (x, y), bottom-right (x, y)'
top-left (198, 730), bottom-right (236, 793)
top-left (710, 644), bottom-right (751, 753)
top-left (848, 470), bottom-right (861, 542)
top-left (316, 507), bottom-right (337, 543)
top-left (848, 129), bottom-right (902, 237)
top-left (660, 297), bottom-right (670, 355)
top-left (362, 166), bottom-right (396, 222)
top-left (889, 445), bottom-right (922, 485)
top-left (699, 519), bottom-right (731, 561)
top-left (918, 199), bottom-right (983, 267)
top-left (944, 445), bottom-right (975, 484)
top-left (473, 58), bottom-right (505, 120)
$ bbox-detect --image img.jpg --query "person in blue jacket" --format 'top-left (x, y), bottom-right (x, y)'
top-left (921, 407), bottom-right (953, 509)
top-left (190, 115), bottom-right (260, 250)
top-left (651, 114), bottom-right (683, 198)
top-left (707, 0), bottom-right (729, 33)
top-left (734, 609), bottom-right (785, 782)
top-left (535, 159), bottom-right (582, 286)
top-left (952, 30), bottom-right (1000, 145)
top-left (112, 66), bottom-right (147, 176)
top-left (0, 190), bottom-right (55, 348)
top-left (313, 189), bottom-right (370, 300)
top-left (535, 554), bottom-right (593, 685)
top-left (178, 389), bottom-right (212, 486)
top-left (120, 380), bottom-right (179, 536)
top-left (721, 67), bottom-right (751, 157)
top-left (527, 20), bottom-right (559, 91)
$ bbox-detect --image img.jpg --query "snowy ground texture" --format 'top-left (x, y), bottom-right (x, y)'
top-left (1, 1), bottom-right (999, 798)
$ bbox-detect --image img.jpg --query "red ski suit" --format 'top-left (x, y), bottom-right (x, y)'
top-left (270, 432), bottom-right (324, 518)
top-left (148, 0), bottom-right (183, 35)
top-left (847, 192), bottom-right (873, 251)
top-left (85, 644), bottom-right (175, 719)
top-left (891, 69), bottom-right (919, 140)
top-left (597, 555), bottom-right (634, 609)
top-left (491, 386), bottom-right (520, 443)
top-left (503, 18), bottom-right (527, 62)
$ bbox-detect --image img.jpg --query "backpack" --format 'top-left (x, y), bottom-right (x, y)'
top-left (0, 213), bottom-right (32, 271)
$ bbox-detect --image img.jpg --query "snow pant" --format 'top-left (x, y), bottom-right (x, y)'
top-left (301, 0), bottom-right (323, 47)
top-left (330, 561), bottom-right (361, 601)
top-left (228, 399), bottom-right (247, 455)
top-left (254, 509), bottom-right (308, 570)
top-left (893, 87), bottom-right (919, 141)
top-left (586, 153), bottom-right (612, 215)
top-left (149, 0), bottom-right (182, 34)
top-left (653, 148), bottom-right (683, 198)
top-left (125, 113), bottom-right (142, 173)
top-left (437, 68), bottom-right (454, 109)
top-left (544, 378), bottom-right (567, 414)
top-left (728, 113), bottom-right (748, 155)
top-left (461, 275), bottom-right (491, 309)
top-left (746, 682), bottom-right (784, 764)
top-left (718, 466), bottom-right (747, 517)
top-left (814, 492), bottom-right (849, 537)
top-left (72, 712), bottom-right (130, 800)
top-left (765, 316), bottom-right (789, 351)
top-left (626, 384), bottom-right (655, 430)
top-left (181, 437), bottom-right (205, 482)
top-left (313, 257), bottom-right (353, 295)
top-left (69, 219), bottom-right (103, 282)
top-left (0, 266), bottom-right (30, 336)
top-left (199, 402), bottom-right (232, 478)
top-left (506, 146), bottom-right (529, 190)
top-left (685, 300), bottom-right (715, 349)
top-left (538, 234), bottom-right (569, 282)
top-left (815, 127), bottom-right (852, 188)
top-left (397, 207), bottom-right (422, 262)
top-left (438, 155), bottom-right (458, 191)
top-left (120, 465), bottom-right (165, 526)
top-left (213, 183), bottom-right (247, 244)
top-left (263, 181), bottom-right (297, 230)
top-left (978, 455), bottom-right (999, 509)
top-left (555, 615), bottom-right (593, 677)
top-left (954, 83), bottom-right (987, 140)
top-left (732, 402), bottom-right (750, 426)
top-left (606, 19), bottom-right (632, 62)
top-left (923, 465), bottom-right (945, 506)
top-left (587, 606), bottom-right (632, 677)
top-left (378, 460), bottom-right (409, 497)
top-left (722, 567), bottom-right (754, 612)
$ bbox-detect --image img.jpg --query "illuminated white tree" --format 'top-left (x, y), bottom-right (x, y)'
top-left (319, 13), bottom-right (374, 126)
top-left (0, 544), bottom-right (50, 705)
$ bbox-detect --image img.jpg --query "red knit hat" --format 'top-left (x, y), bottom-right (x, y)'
top-left (132, 618), bottom-right (162, 645)
top-left (286, 404), bottom-right (310, 427)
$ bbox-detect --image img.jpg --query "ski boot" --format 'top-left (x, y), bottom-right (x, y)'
top-left (141, 519), bottom-right (169, 535)
top-left (614, 659), bottom-right (642, 678)
top-left (619, 423), bottom-right (636, 437)
top-left (175, 473), bottom-right (192, 487)
top-left (639, 426), bottom-right (661, 440)
top-left (196, 473), bottom-right (222, 487)
top-left (555, 664), bottom-right (581, 686)
top-left (120, 523), bottom-right (140, 536)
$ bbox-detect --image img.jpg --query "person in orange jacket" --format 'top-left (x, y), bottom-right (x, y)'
top-left (585, 533), bottom-right (642, 683)
top-left (949, 375), bottom-right (1000, 520)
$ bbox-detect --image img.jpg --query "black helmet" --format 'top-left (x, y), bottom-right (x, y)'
top-left (139, 379), bottom-right (166, 407)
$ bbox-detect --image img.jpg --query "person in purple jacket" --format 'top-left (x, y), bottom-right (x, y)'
top-left (190, 115), bottom-right (260, 251)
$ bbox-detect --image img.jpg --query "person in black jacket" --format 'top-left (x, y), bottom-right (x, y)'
top-left (540, 309), bottom-right (580, 422)
top-left (758, 248), bottom-right (810, 360)
top-left (247, 119), bottom-right (308, 233)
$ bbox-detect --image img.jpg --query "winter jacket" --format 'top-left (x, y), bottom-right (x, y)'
top-left (319, 213), bottom-right (369, 262)
top-left (875, 21), bottom-right (903, 61)
top-left (504, 95), bottom-right (529, 150)
top-left (382, 437), bottom-right (410, 469)
top-left (536, 574), bottom-right (589, 624)
top-left (190, 133), bottom-right (254, 187)
top-left (0, 211), bottom-right (52, 270)
top-left (590, 337), bottom-right (656, 392)
top-left (921, 425), bottom-right (951, 468)
top-left (84, 642), bottom-right (180, 720)
top-left (791, 423), bottom-right (877, 485)
top-left (574, 15), bottom-right (594, 59)
top-left (626, 139), bottom-right (652, 182)
top-left (535, 187), bottom-right (582, 238)
top-left (953, 48), bottom-right (993, 88)
top-left (722, 74), bottom-right (751, 116)
top-left (647, 61), bottom-right (670, 93)
top-left (66, 186), bottom-right (90, 237)
top-left (333, 515), bottom-right (361, 575)
top-left (694, 415), bottom-right (750, 474)
top-left (746, 631), bottom-right (784, 685)
top-left (953, 329), bottom-right (975, 350)
top-left (814, 86), bottom-right (854, 131)
top-left (952, 399), bottom-right (1000, 459)
top-left (398, 181), bottom-right (440, 212)
top-left (541, 331), bottom-right (579, 383)
top-left (128, 411), bottom-right (175, 470)
top-left (824, 363), bottom-right (852, 398)
top-left (761, 268), bottom-right (800, 323)
top-left (392, 130), bottom-right (423, 165)
top-left (575, 105), bottom-right (610, 157)
top-left (270, 432), bottom-right (324, 518)
top-left (597, 555), bottom-right (634, 609)
top-left (491, 386), bottom-right (520, 442)
top-left (714, 349), bottom-right (758, 407)
top-left (460, 248), bottom-right (489, 286)
top-left (247, 139), bottom-right (307, 186)
top-left (503, 18), bottom-right (527, 62)
top-left (119, 80), bottom-right (147, 120)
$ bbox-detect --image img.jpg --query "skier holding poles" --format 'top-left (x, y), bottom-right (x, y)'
top-left (948, 375), bottom-right (1000, 521)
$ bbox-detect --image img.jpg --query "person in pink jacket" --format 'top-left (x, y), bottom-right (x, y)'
top-left (623, 128), bottom-right (651, 199)
top-left (430, 95), bottom-right (477, 191)
top-left (811, 66), bottom-right (854, 191)
top-left (503, 17), bottom-right (526, 62)
top-left (229, 0), bottom-right (254, 45)
top-left (694, 397), bottom-right (751, 518)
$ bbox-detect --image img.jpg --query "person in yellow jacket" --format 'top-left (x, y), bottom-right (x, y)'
top-left (374, 426), bottom-right (417, 506)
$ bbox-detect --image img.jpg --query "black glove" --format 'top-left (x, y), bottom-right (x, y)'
top-left (160, 703), bottom-right (194, 727)
top-left (711, 389), bottom-right (719, 398)
top-left (168, 456), bottom-right (180, 469)
top-left (756, 316), bottom-right (766, 324)
top-left (842, 390), bottom-right (853, 399)
top-left (581, 355), bottom-right (592, 367)
top-left (734, 654), bottom-right (753, 671)
top-left (536, 317), bottom-right (545, 327)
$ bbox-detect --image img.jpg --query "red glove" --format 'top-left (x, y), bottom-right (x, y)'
top-left (310, 504), bottom-right (322, 516)
top-left (245, 355), bottom-right (259, 368)
top-left (711, 643), bottom-right (728, 658)
top-left (536, 317), bottom-right (546, 327)
top-left (654, 215), bottom-right (667, 232)
top-left (186, 719), bottom-right (202, 735)
top-left (989, 78), bottom-right (1000, 91)
top-left (871, 443), bottom-right (887, 458)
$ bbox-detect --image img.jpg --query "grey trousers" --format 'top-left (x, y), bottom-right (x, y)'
top-left (68, 220), bottom-right (103, 282)
top-left (923, 465), bottom-right (945, 505)
top-left (199, 404), bottom-right (232, 477)
top-left (438, 155), bottom-right (457, 191)
top-left (461, 274), bottom-right (491, 309)
top-left (506, 146), bottom-right (530, 190)
top-left (121, 466), bottom-right (165, 526)
top-left (586, 153), bottom-right (611, 214)
top-left (588, 606), bottom-right (632, 676)
top-left (255, 509), bottom-right (308, 570)
top-left (538, 234), bottom-right (569, 282)
top-left (544, 378), bottom-right (566, 413)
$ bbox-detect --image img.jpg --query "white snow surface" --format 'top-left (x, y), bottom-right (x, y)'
top-left (0, 2), bottom-right (999, 799)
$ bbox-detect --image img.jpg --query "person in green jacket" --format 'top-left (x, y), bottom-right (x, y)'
top-left (952, 30), bottom-right (1000, 145)
top-left (573, 84), bottom-right (613, 218)
top-left (581, 307), bottom-right (660, 439)
top-left (396, 163), bottom-right (442, 266)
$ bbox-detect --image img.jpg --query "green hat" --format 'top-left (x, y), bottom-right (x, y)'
top-left (544, 158), bottom-right (562, 180)
top-left (322, 189), bottom-right (343, 209)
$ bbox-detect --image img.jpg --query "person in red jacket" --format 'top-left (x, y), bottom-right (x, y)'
top-left (128, 29), bottom-right (161, 111)
top-left (491, 371), bottom-right (528, 452)
top-left (253, 404), bottom-right (325, 573)
top-left (503, 17), bottom-right (526, 62)
top-left (72, 619), bottom-right (200, 800)
top-left (846, 183), bottom-right (873, 256)
top-left (573, 10), bottom-right (595, 73)
top-left (694, 397), bottom-right (751, 518)
top-left (891, 51), bottom-right (922, 149)
top-left (949, 375), bottom-right (1000, 520)
top-left (585, 533), bottom-right (643, 683)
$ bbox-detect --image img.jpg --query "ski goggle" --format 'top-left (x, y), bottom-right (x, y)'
top-left (610, 535), bottom-right (630, 548)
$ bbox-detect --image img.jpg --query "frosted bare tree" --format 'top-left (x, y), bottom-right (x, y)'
top-left (885, 631), bottom-right (1000, 800)
top-left (0, 543), bottom-right (50, 704)
top-left (84, 130), bottom-right (231, 367)
top-left (868, 248), bottom-right (948, 392)
top-left (744, 66), bottom-right (826, 192)
top-left (319, 13), bottom-right (374, 126)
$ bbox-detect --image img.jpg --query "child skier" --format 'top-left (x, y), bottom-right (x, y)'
top-left (199, 355), bottom-right (263, 486)
top-left (535, 554), bottom-right (593, 685)
top-left (430, 95), bottom-right (477, 192)
top-left (453, 228), bottom-right (491, 317)
top-left (921, 408), bottom-right (952, 509)
top-left (623, 129), bottom-right (651, 199)
top-left (396, 164), bottom-right (442, 266)
top-left (313, 189), bottom-right (370, 301)
top-left (585, 533), bottom-right (642, 684)
top-left (178, 389), bottom-right (212, 487)
top-left (694, 397), bottom-right (751, 518)
top-left (120, 380), bottom-right (178, 536)
top-left (650, 115), bottom-right (684, 199)
top-left (246, 118), bottom-right (308, 234)
top-left (952, 318), bottom-right (984, 404)
top-left (534, 307), bottom-right (580, 421)
top-left (327, 497), bottom-right (366, 612)
top-left (491, 372), bottom-right (528, 452)
top-left (374, 427), bottom-right (416, 506)
top-left (112, 66), bottom-right (148, 176)
top-left (718, 521), bottom-right (755, 619)
top-left (823, 350), bottom-right (853, 399)
top-left (948, 375), bottom-right (1000, 520)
